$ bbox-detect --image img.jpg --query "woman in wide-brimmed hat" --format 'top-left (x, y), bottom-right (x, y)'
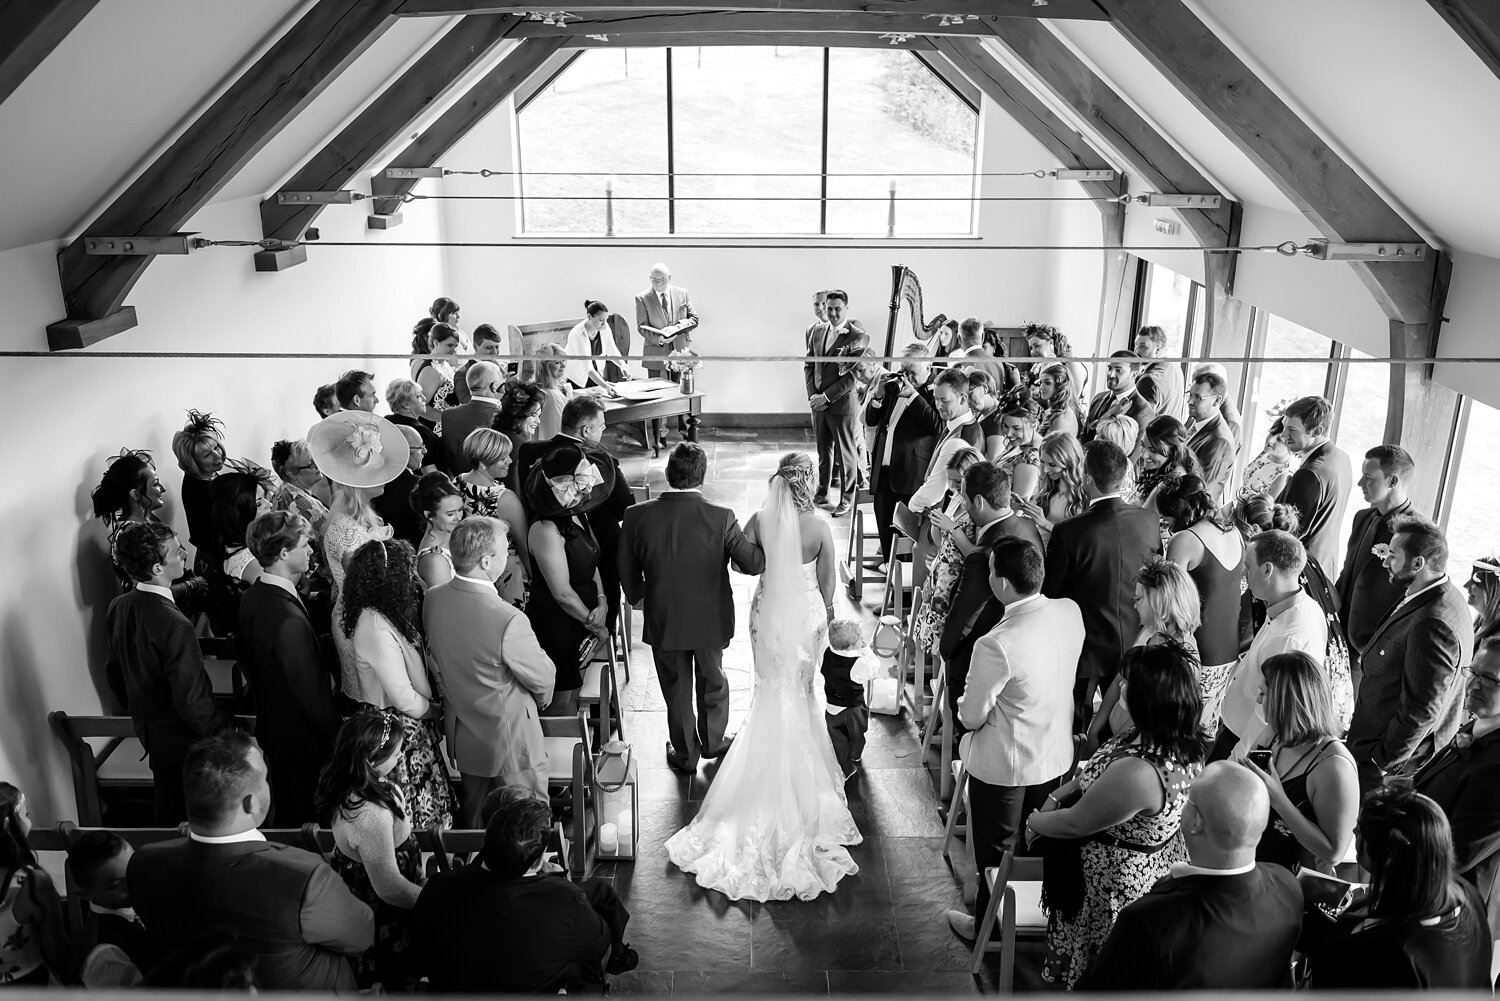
top-left (523, 439), bottom-right (615, 717)
top-left (309, 411), bottom-right (410, 700)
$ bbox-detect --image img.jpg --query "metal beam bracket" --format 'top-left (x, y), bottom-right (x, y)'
top-left (1054, 168), bottom-right (1118, 182)
top-left (1302, 239), bottom-right (1428, 262)
top-left (1129, 192), bottom-right (1222, 209)
top-left (83, 234), bottom-right (203, 256)
top-left (276, 190), bottom-right (365, 205)
top-left (384, 166), bottom-right (445, 179)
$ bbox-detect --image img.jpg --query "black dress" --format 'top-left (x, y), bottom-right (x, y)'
top-left (525, 516), bottom-right (600, 693)
top-left (1255, 739), bottom-right (1337, 874)
top-left (1308, 880), bottom-right (1492, 989)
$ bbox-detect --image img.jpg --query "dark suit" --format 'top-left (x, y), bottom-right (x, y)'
top-left (1415, 721), bottom-right (1500, 934)
top-left (1277, 439), bottom-right (1353, 576)
top-left (939, 514), bottom-right (1045, 734)
top-left (951, 347), bottom-right (1013, 393)
top-left (805, 320), bottom-right (865, 495)
top-left (128, 837), bottom-right (373, 992)
top-left (236, 579), bottom-right (340, 826)
top-left (413, 867), bottom-right (622, 993)
top-left (1188, 412), bottom-right (1237, 505)
top-left (518, 433), bottom-right (636, 628)
top-left (1082, 387), bottom-right (1155, 443)
top-left (864, 379), bottom-right (941, 557)
top-left (1336, 500), bottom-right (1415, 659)
top-left (371, 469), bottom-right (422, 547)
top-left (1346, 579), bottom-right (1473, 793)
top-left (386, 413), bottom-right (446, 474)
top-left (1077, 864), bottom-right (1302, 991)
top-left (106, 588), bottom-right (230, 824)
top-left (1042, 496), bottom-right (1163, 725)
top-left (436, 398), bottom-right (504, 474)
top-left (618, 491), bottom-right (763, 768)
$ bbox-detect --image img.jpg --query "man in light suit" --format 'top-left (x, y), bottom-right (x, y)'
top-left (1276, 394), bottom-right (1353, 575)
top-left (128, 731), bottom-right (373, 991)
top-left (634, 261), bottom-right (700, 448)
top-left (1336, 444), bottom-right (1418, 662)
top-left (437, 361), bottom-right (505, 474)
top-left (1185, 370), bottom-right (1238, 506)
top-left (425, 518), bottom-right (556, 824)
top-left (946, 535), bottom-right (1083, 943)
top-left (618, 443), bottom-right (764, 772)
top-left (1347, 514), bottom-right (1474, 794)
top-left (805, 289), bottom-right (868, 516)
top-left (1043, 440), bottom-right (1163, 727)
top-left (237, 511), bottom-right (340, 827)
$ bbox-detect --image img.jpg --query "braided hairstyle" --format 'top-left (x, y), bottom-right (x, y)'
top-left (774, 453), bottom-right (816, 513)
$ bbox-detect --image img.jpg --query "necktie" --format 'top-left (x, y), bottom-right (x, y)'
top-left (659, 292), bottom-right (669, 316)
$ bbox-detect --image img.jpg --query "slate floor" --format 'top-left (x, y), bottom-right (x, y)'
top-left (593, 427), bottom-right (1053, 995)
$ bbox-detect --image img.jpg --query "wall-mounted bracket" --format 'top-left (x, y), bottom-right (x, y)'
top-left (83, 234), bottom-right (202, 256)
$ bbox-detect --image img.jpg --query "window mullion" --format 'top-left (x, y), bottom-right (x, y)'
top-left (819, 48), bottom-right (830, 236)
top-left (666, 48), bottom-right (676, 235)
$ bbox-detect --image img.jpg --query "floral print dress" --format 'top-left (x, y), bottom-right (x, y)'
top-left (912, 507), bottom-right (975, 655)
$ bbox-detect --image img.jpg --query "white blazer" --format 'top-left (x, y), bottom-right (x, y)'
top-left (351, 609), bottom-right (433, 718)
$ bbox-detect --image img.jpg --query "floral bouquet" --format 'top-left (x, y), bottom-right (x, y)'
top-left (665, 347), bottom-right (701, 393)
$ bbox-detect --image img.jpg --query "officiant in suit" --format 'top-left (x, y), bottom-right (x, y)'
top-left (618, 442), bottom-right (764, 771)
top-left (805, 289), bottom-right (868, 516)
top-left (634, 261), bottom-right (699, 449)
top-left (236, 511), bottom-right (340, 826)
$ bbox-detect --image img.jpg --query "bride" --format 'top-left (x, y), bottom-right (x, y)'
top-left (664, 452), bottom-right (863, 901)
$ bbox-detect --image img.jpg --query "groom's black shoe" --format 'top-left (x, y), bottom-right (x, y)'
top-left (702, 733), bottom-right (735, 759)
top-left (664, 742), bottom-right (695, 773)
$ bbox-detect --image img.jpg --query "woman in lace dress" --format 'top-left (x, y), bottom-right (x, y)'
top-left (412, 322), bottom-right (461, 427)
top-left (309, 412), bottom-right (411, 700)
top-left (665, 453), bottom-right (861, 901)
top-left (1027, 643), bottom-right (1208, 988)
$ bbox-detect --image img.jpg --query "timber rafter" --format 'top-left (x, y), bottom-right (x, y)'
top-left (0, 0), bottom-right (100, 108)
top-left (395, 0), bottom-right (1107, 18)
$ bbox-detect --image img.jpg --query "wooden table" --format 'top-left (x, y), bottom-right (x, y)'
top-left (604, 391), bottom-right (703, 456)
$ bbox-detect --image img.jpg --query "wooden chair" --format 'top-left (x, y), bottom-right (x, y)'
top-left (541, 713), bottom-right (599, 879)
top-left (970, 852), bottom-right (1047, 984)
top-left (199, 636), bottom-right (248, 706)
top-left (884, 502), bottom-right (921, 620)
top-left (580, 637), bottom-right (625, 747)
top-left (422, 824), bottom-right (572, 881)
top-left (941, 760), bottom-right (975, 904)
top-left (844, 487), bottom-right (882, 601)
top-left (48, 711), bottom-right (255, 825)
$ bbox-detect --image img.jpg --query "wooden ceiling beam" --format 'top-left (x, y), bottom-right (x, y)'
top-left (985, 20), bottom-right (1235, 250)
top-left (0, 0), bottom-right (100, 108)
top-left (509, 10), bottom-right (990, 36)
top-left (1426, 0), bottom-right (1500, 84)
top-left (1094, 0), bottom-right (1439, 326)
top-left (48, 0), bottom-right (403, 349)
top-left (560, 30), bottom-right (936, 47)
top-left (259, 14), bottom-right (521, 255)
top-left (397, 0), bottom-right (1108, 19)
top-left (369, 37), bottom-right (566, 217)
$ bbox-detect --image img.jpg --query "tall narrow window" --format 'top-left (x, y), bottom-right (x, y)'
top-left (1244, 313), bottom-right (1334, 449)
top-left (1443, 399), bottom-right (1500, 572)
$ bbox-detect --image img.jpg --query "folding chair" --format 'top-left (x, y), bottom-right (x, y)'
top-left (580, 638), bottom-right (625, 747)
top-left (884, 502), bottom-right (921, 619)
top-left (844, 487), bottom-right (882, 601)
top-left (970, 852), bottom-right (1047, 985)
top-left (541, 713), bottom-right (599, 879)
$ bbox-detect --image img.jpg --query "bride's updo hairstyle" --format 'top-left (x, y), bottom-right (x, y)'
top-left (773, 453), bottom-right (816, 512)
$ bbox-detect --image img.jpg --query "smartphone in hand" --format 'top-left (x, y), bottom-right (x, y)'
top-left (1248, 749), bottom-right (1274, 770)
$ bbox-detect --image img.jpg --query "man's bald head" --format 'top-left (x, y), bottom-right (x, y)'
top-left (1185, 761), bottom-right (1269, 860)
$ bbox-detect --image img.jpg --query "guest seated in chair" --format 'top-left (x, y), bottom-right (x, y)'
top-left (0, 783), bottom-right (73, 986)
top-left (412, 787), bottom-right (637, 993)
top-left (68, 830), bottom-right (162, 987)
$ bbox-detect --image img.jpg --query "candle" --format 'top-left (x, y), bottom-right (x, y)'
top-left (599, 822), bottom-right (618, 854)
top-left (616, 811), bottom-right (633, 850)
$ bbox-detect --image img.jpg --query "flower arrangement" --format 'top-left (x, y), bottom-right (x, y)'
top-left (664, 347), bottom-right (701, 374)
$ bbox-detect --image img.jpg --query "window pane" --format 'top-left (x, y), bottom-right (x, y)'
top-left (1332, 349), bottom-right (1393, 547)
top-left (671, 47), bottom-right (822, 234)
top-left (1139, 263), bottom-right (1192, 357)
top-left (517, 49), bottom-right (669, 234)
top-left (1445, 399), bottom-right (1500, 573)
top-left (1245, 314), bottom-right (1333, 449)
top-left (825, 49), bottom-right (977, 235)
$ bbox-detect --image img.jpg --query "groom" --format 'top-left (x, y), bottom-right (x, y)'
top-left (619, 442), bottom-right (765, 772)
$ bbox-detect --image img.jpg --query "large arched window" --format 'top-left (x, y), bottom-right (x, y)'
top-left (515, 46), bottom-right (979, 236)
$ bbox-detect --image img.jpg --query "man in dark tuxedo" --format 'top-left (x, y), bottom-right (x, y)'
top-left (128, 731), bottom-right (373, 991)
top-left (806, 289), bottom-right (868, 516)
top-left (106, 522), bottom-right (230, 825)
top-left (518, 396), bottom-right (636, 628)
top-left (1081, 350), bottom-right (1156, 444)
top-left (938, 463), bottom-right (1044, 734)
top-left (1337, 444), bottom-right (1418, 664)
top-left (864, 344), bottom-right (939, 560)
top-left (236, 511), bottom-right (340, 826)
top-left (618, 443), bottom-right (764, 771)
top-left (1185, 370), bottom-right (1238, 506)
top-left (1347, 515), bottom-right (1473, 794)
top-left (1415, 640), bottom-right (1500, 932)
top-left (1277, 395), bottom-right (1353, 575)
top-left (413, 788), bottom-right (636, 992)
top-left (949, 316), bottom-right (1013, 392)
top-left (1042, 440), bottom-right (1163, 726)
top-left (437, 360), bottom-right (505, 474)
top-left (635, 261), bottom-right (700, 447)
top-left (451, 324), bottom-right (504, 405)
top-left (1076, 761), bottom-right (1302, 990)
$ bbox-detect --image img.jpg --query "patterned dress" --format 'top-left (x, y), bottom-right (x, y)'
top-left (1042, 738), bottom-right (1200, 988)
top-left (457, 478), bottom-right (528, 609)
top-left (1240, 448), bottom-right (1293, 499)
top-left (912, 508), bottom-right (975, 655)
top-left (329, 791), bottom-right (423, 990)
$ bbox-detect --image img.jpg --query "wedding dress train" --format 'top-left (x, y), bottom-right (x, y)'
top-left (663, 479), bottom-right (862, 901)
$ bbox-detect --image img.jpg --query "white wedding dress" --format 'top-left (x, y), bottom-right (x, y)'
top-left (664, 477), bottom-right (862, 901)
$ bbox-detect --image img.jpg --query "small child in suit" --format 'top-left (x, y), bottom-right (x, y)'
top-left (68, 830), bottom-right (163, 987)
top-left (822, 619), bottom-right (878, 780)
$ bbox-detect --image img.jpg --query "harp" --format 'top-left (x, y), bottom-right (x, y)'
top-left (884, 265), bottom-right (948, 359)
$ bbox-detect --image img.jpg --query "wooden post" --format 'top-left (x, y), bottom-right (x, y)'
top-left (1096, 198), bottom-right (1134, 356)
top-left (1386, 253), bottom-right (1459, 515)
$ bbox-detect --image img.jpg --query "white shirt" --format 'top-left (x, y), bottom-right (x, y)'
top-left (1169, 859), bottom-right (1258, 879)
top-left (1397, 574), bottom-right (1449, 610)
top-left (188, 828), bottom-right (267, 845)
top-left (135, 582), bottom-right (174, 603)
top-left (453, 572), bottom-right (492, 588)
top-left (1088, 493), bottom-right (1123, 507)
top-left (664, 487), bottom-right (702, 494)
top-left (878, 393), bottom-right (916, 468)
top-left (258, 571), bottom-right (303, 607)
top-left (909, 412), bottom-right (977, 514)
top-left (1220, 590), bottom-right (1328, 749)
top-left (1001, 592), bottom-right (1043, 616)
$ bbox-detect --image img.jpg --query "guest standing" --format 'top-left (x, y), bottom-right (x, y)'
top-left (805, 289), bottom-right (867, 516)
top-left (1033, 363), bottom-right (1081, 438)
top-left (237, 511), bottom-right (340, 826)
top-left (496, 381), bottom-right (545, 493)
top-left (437, 361), bottom-right (507, 475)
top-left (0, 783), bottom-right (72, 986)
top-left (1185, 370), bottom-right (1238, 506)
top-left (456, 429), bottom-right (529, 607)
top-left (864, 345), bottom-right (940, 560)
top-left (269, 439), bottom-right (331, 538)
top-left (413, 472), bottom-right (465, 590)
top-left (343, 539), bottom-right (454, 830)
top-left (1135, 416), bottom-right (1202, 508)
top-left (412, 322), bottom-right (461, 426)
top-left (92, 448), bottom-right (169, 592)
top-left (1276, 395), bottom-right (1354, 575)
top-left (1239, 416), bottom-right (1294, 501)
top-left (1132, 325), bottom-right (1186, 422)
top-left (531, 344), bottom-right (572, 441)
top-left (384, 380), bottom-right (443, 474)
top-left (995, 406), bottom-right (1042, 502)
top-left (1082, 350), bottom-right (1155, 444)
top-left (1090, 415), bottom-right (1141, 504)
top-left (1336, 444), bottom-right (1418, 661)
top-left (171, 409), bottom-right (227, 576)
top-left (1013, 431), bottom-right (1088, 546)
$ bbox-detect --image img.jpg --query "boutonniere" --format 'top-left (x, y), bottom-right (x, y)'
top-left (1455, 729), bottom-right (1474, 751)
top-left (1371, 542), bottom-right (1394, 562)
